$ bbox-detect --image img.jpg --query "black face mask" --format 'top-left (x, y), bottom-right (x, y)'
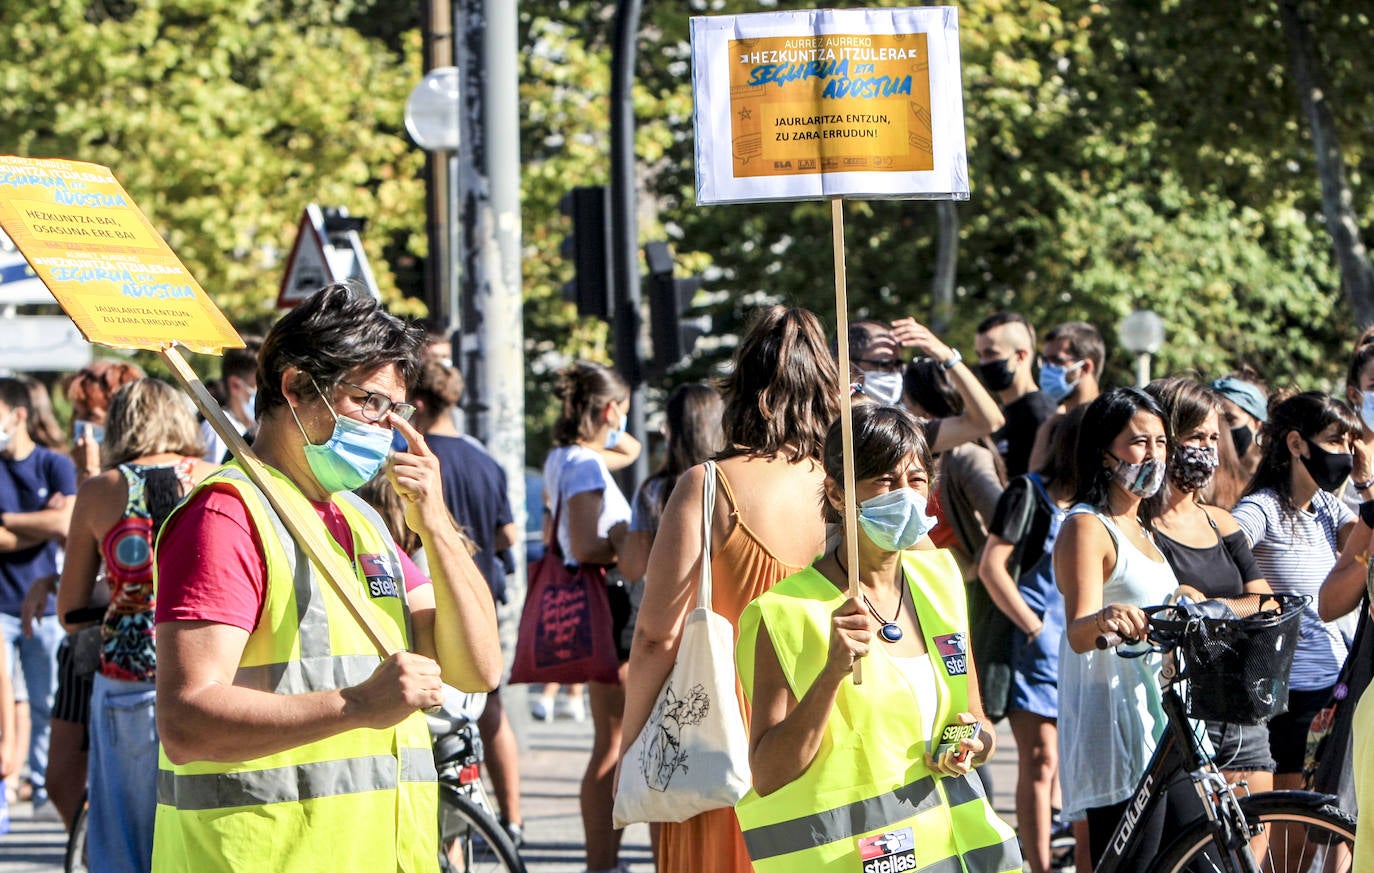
top-left (977, 357), bottom-right (1016, 392)
top-left (1301, 439), bottom-right (1354, 493)
top-left (1231, 425), bottom-right (1254, 458)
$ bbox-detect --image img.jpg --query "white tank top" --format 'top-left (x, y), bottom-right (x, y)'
top-left (1057, 504), bottom-right (1179, 820)
top-left (887, 652), bottom-right (938, 741)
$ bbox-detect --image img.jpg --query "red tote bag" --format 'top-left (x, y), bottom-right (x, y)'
top-left (509, 483), bottom-right (620, 686)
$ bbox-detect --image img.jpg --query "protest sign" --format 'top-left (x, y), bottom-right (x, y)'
top-left (691, 7), bottom-right (967, 205)
top-left (0, 156), bottom-right (243, 353)
top-left (0, 155), bottom-right (402, 657)
top-left (692, 10), bottom-right (969, 680)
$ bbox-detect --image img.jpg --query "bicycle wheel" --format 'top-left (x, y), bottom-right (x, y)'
top-left (438, 784), bottom-right (526, 873)
top-left (1151, 793), bottom-right (1355, 873)
top-left (64, 801), bottom-right (88, 873)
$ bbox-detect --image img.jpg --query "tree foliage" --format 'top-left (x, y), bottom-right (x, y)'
top-left (3, 0), bottom-right (1370, 459)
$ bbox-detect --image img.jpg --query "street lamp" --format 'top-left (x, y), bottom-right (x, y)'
top-left (405, 66), bottom-right (461, 337)
top-left (1118, 309), bottom-right (1166, 388)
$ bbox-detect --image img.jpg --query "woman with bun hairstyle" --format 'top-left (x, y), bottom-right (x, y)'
top-left (543, 360), bottom-right (639, 873)
top-left (623, 305), bottom-right (840, 873)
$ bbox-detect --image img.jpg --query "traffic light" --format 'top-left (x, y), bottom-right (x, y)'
top-left (645, 241), bottom-right (707, 376)
top-left (559, 186), bottom-right (611, 320)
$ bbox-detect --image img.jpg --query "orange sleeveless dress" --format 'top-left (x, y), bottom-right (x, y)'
top-left (655, 465), bottom-right (812, 873)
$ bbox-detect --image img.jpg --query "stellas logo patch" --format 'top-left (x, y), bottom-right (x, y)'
top-left (359, 553), bottom-right (399, 598)
top-left (932, 632), bottom-right (967, 676)
top-left (858, 827), bottom-right (916, 873)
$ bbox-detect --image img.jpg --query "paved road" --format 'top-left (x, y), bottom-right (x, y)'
top-left (0, 685), bottom-right (1017, 871)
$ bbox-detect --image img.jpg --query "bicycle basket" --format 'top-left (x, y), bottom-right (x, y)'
top-left (1150, 593), bottom-right (1305, 725)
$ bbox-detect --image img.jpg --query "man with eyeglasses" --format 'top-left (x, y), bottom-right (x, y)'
top-left (150, 284), bottom-right (502, 873)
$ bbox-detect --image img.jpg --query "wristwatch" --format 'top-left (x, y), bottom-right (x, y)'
top-left (940, 348), bottom-right (963, 370)
top-left (1353, 477), bottom-right (1374, 492)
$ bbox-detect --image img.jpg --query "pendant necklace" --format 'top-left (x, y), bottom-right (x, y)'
top-left (835, 549), bottom-right (904, 643)
top-left (862, 592), bottom-right (905, 643)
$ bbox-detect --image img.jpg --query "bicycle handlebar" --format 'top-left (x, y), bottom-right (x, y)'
top-left (1094, 631), bottom-right (1123, 650)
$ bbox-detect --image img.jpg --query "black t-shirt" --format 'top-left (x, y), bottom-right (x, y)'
top-left (1153, 523), bottom-right (1263, 599)
top-left (427, 434), bottom-right (515, 603)
top-left (993, 390), bottom-right (1056, 478)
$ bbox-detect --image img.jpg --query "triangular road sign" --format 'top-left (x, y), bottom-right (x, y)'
top-left (277, 205), bottom-right (336, 309)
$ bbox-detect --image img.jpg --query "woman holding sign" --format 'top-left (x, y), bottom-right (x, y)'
top-left (735, 403), bottom-right (1020, 873)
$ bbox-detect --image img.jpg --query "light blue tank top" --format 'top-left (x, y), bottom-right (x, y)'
top-left (1057, 505), bottom-right (1179, 820)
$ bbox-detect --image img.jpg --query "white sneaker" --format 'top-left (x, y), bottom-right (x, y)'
top-left (31, 800), bottom-right (62, 823)
top-left (530, 694), bottom-right (556, 722)
top-left (555, 693), bottom-right (587, 722)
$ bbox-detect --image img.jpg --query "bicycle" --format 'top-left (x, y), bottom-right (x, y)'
top-left (1088, 593), bottom-right (1354, 873)
top-left (429, 704), bottom-right (527, 873)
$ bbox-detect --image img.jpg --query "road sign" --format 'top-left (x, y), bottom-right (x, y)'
top-left (277, 204), bottom-right (381, 309)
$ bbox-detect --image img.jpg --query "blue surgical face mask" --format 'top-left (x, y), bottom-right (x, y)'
top-left (605, 413), bottom-right (628, 449)
top-left (245, 389), bottom-right (258, 419)
top-left (858, 487), bottom-right (936, 552)
top-left (1038, 360), bottom-right (1084, 404)
top-left (1360, 391), bottom-right (1374, 430)
top-left (290, 395), bottom-right (394, 493)
top-left (860, 370), bottom-right (905, 406)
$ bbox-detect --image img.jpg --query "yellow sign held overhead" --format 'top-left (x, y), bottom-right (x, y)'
top-left (0, 155), bottom-right (243, 354)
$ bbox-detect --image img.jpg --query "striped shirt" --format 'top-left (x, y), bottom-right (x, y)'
top-left (1232, 488), bottom-right (1354, 691)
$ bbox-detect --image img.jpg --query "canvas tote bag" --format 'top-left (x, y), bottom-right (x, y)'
top-left (613, 461), bottom-right (751, 826)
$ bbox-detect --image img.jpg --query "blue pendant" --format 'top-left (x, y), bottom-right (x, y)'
top-left (880, 622), bottom-right (903, 643)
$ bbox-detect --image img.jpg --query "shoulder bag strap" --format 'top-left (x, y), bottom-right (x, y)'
top-left (697, 461), bottom-right (717, 611)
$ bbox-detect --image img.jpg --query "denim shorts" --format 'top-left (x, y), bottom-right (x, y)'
top-left (1206, 720), bottom-right (1276, 773)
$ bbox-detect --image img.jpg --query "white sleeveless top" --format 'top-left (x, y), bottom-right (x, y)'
top-left (1057, 505), bottom-right (1179, 821)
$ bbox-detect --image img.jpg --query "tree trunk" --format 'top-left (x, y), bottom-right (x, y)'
top-left (1278, 0), bottom-right (1374, 328)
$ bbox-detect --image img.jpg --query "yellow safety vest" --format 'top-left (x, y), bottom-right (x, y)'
top-left (736, 549), bottom-right (1021, 873)
top-left (151, 465), bottom-right (438, 873)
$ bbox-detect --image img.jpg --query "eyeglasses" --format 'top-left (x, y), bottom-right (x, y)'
top-left (339, 380), bottom-right (416, 423)
top-left (1037, 355), bottom-right (1084, 370)
top-left (854, 357), bottom-right (904, 373)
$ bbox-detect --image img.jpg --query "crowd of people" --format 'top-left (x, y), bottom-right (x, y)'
top-left (2, 282), bottom-right (1372, 873)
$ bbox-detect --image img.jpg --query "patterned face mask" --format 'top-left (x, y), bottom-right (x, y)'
top-left (1107, 452), bottom-right (1166, 498)
top-left (1168, 444), bottom-right (1219, 493)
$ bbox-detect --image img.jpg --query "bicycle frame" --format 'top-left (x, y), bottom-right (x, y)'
top-left (1090, 674), bottom-right (1340, 873)
top-left (1091, 678), bottom-right (1259, 873)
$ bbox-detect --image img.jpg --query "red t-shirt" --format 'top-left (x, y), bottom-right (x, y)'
top-left (154, 482), bottom-right (429, 634)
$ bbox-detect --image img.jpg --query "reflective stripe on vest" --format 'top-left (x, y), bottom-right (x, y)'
top-left (742, 771), bottom-right (987, 861)
top-left (157, 748), bottom-right (438, 811)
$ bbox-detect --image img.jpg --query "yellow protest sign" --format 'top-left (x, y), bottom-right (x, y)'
top-left (692, 7), bottom-right (968, 205)
top-left (0, 155), bottom-right (243, 353)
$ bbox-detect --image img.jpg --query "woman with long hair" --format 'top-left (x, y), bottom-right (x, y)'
top-left (542, 360), bottom-right (638, 873)
top-left (622, 305), bottom-right (840, 873)
top-left (56, 379), bottom-right (217, 873)
top-left (1145, 377), bottom-right (1275, 794)
top-left (1232, 392), bottom-right (1360, 799)
top-left (1054, 388), bottom-right (1187, 872)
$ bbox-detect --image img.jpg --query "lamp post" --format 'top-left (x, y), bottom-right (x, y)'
top-left (405, 66), bottom-right (462, 340)
top-left (1118, 309), bottom-right (1166, 388)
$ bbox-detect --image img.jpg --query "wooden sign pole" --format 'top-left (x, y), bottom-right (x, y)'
top-left (831, 196), bottom-right (863, 686)
top-left (160, 345), bottom-right (403, 657)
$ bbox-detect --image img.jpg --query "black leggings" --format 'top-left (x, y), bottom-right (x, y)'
top-left (1085, 775), bottom-right (1199, 873)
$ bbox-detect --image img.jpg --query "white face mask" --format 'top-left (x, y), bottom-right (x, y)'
top-left (860, 371), bottom-right (905, 406)
top-left (0, 412), bottom-right (16, 454)
top-left (1360, 391), bottom-right (1374, 430)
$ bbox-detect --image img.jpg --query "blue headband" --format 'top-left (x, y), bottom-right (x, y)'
top-left (1211, 377), bottom-right (1268, 423)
